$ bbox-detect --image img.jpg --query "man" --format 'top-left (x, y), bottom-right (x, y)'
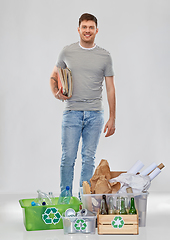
top-left (50, 13), bottom-right (116, 195)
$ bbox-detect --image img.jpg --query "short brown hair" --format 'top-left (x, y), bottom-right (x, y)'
top-left (79, 13), bottom-right (98, 27)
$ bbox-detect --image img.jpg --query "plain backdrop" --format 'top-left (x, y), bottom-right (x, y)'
top-left (0, 0), bottom-right (169, 195)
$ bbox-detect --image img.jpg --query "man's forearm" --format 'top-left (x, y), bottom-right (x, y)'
top-left (50, 71), bottom-right (59, 97)
top-left (107, 86), bottom-right (116, 121)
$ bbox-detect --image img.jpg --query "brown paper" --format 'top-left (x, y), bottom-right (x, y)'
top-left (94, 175), bottom-right (112, 194)
top-left (83, 181), bottom-right (91, 194)
top-left (90, 159), bottom-right (111, 193)
top-left (90, 159), bottom-right (121, 194)
top-left (111, 182), bottom-right (121, 193)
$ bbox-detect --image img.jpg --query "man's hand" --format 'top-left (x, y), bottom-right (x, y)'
top-left (104, 118), bottom-right (116, 137)
top-left (55, 88), bottom-right (72, 101)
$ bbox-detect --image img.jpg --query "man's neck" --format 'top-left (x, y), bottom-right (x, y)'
top-left (79, 40), bottom-right (95, 49)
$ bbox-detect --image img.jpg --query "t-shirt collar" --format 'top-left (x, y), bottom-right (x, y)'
top-left (79, 42), bottom-right (96, 50)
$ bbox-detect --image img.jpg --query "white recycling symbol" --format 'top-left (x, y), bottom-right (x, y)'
top-left (111, 216), bottom-right (125, 229)
top-left (42, 207), bottom-right (61, 225)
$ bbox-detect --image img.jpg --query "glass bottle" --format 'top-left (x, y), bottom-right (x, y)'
top-left (115, 196), bottom-right (120, 214)
top-left (124, 197), bottom-right (129, 214)
top-left (119, 197), bottom-right (127, 215)
top-left (129, 197), bottom-right (137, 214)
top-left (100, 199), bottom-right (108, 215)
top-left (102, 195), bottom-right (108, 214)
top-left (108, 196), bottom-right (115, 214)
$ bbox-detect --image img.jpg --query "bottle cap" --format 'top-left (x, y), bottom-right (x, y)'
top-left (31, 201), bottom-right (36, 206)
top-left (66, 186), bottom-right (70, 190)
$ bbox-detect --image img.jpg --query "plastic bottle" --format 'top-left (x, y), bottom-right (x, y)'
top-left (58, 186), bottom-right (71, 205)
top-left (37, 190), bottom-right (53, 205)
top-left (49, 192), bottom-right (55, 204)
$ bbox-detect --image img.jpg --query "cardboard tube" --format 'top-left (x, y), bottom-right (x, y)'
top-left (140, 162), bottom-right (157, 176)
top-left (147, 163), bottom-right (165, 175)
top-left (149, 167), bottom-right (161, 181)
top-left (127, 160), bottom-right (144, 174)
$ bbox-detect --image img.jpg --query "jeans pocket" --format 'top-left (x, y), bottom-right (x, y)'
top-left (63, 110), bottom-right (72, 115)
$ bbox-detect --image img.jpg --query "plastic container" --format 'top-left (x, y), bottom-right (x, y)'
top-left (62, 213), bottom-right (97, 234)
top-left (80, 188), bottom-right (149, 227)
top-left (80, 171), bottom-right (149, 227)
top-left (19, 197), bottom-right (81, 231)
top-left (58, 186), bottom-right (71, 205)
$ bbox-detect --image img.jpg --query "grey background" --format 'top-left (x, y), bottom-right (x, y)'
top-left (0, 0), bottom-right (169, 194)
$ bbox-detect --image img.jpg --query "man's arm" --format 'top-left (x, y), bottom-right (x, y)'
top-left (104, 76), bottom-right (116, 137)
top-left (50, 66), bottom-right (71, 101)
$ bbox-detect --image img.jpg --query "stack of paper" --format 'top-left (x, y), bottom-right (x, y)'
top-left (57, 67), bottom-right (73, 97)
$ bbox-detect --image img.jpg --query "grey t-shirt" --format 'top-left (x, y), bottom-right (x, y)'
top-left (56, 42), bottom-right (114, 111)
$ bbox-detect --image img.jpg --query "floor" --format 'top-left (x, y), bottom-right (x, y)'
top-left (0, 192), bottom-right (170, 240)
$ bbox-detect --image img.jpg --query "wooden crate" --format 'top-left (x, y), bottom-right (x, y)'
top-left (97, 211), bottom-right (139, 235)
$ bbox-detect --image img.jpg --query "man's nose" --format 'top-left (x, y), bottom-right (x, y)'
top-left (86, 27), bottom-right (90, 32)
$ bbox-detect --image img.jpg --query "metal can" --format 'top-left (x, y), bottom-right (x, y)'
top-left (65, 208), bottom-right (76, 217)
top-left (77, 209), bottom-right (95, 216)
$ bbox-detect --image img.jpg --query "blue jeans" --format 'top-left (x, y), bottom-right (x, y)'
top-left (60, 110), bottom-right (104, 194)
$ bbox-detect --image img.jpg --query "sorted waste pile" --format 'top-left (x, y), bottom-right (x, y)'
top-left (19, 158), bottom-right (165, 234)
top-left (83, 159), bottom-right (165, 194)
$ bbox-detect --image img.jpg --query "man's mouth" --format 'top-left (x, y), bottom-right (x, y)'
top-left (84, 34), bottom-right (91, 38)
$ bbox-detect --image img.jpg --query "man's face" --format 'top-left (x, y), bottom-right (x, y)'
top-left (78, 20), bottom-right (98, 45)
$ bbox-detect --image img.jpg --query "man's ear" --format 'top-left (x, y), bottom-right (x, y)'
top-left (96, 28), bottom-right (99, 34)
top-left (77, 27), bottom-right (80, 34)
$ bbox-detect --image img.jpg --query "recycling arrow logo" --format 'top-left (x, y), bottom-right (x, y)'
top-left (42, 207), bottom-right (61, 225)
top-left (111, 216), bottom-right (125, 229)
top-left (74, 219), bottom-right (87, 231)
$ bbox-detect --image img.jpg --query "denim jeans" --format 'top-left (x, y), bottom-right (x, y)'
top-left (60, 110), bottom-right (104, 195)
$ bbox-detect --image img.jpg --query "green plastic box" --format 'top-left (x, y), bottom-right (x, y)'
top-left (19, 197), bottom-right (82, 231)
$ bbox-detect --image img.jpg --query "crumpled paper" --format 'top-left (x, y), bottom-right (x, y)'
top-left (109, 173), bottom-right (151, 193)
top-left (87, 159), bottom-right (121, 194)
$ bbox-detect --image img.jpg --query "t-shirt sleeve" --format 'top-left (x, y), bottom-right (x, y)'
top-left (104, 53), bottom-right (114, 77)
top-left (55, 47), bottom-right (67, 69)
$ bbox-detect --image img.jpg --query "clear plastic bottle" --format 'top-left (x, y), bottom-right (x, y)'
top-left (58, 186), bottom-right (71, 205)
top-left (49, 192), bottom-right (55, 205)
top-left (37, 190), bottom-right (53, 205)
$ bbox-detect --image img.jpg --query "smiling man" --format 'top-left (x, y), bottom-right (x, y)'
top-left (78, 18), bottom-right (98, 47)
top-left (50, 13), bottom-right (116, 195)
